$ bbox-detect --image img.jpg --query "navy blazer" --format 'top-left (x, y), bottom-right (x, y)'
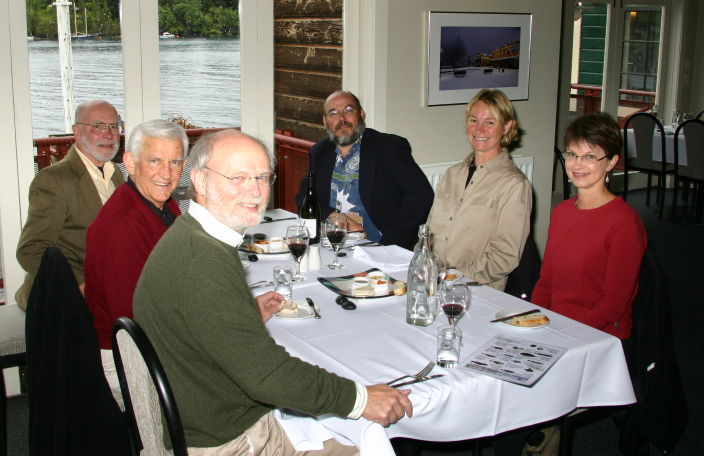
top-left (296, 128), bottom-right (433, 250)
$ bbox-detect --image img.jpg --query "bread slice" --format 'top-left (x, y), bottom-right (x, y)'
top-left (510, 314), bottom-right (549, 327)
top-left (279, 300), bottom-right (297, 314)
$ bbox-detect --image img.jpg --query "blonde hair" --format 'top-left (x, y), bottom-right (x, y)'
top-left (465, 89), bottom-right (519, 148)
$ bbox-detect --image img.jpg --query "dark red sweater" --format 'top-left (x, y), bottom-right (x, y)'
top-left (85, 183), bottom-right (180, 348)
top-left (531, 197), bottom-right (646, 339)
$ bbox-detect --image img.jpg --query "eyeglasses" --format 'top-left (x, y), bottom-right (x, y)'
top-left (325, 105), bottom-right (357, 120)
top-left (562, 151), bottom-right (609, 164)
top-left (204, 166), bottom-right (277, 186)
top-left (76, 122), bottom-right (122, 135)
top-left (146, 158), bottom-right (184, 170)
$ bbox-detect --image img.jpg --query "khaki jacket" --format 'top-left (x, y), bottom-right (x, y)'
top-left (427, 150), bottom-right (532, 290)
top-left (15, 146), bottom-right (124, 309)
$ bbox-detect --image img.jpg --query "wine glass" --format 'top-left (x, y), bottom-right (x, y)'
top-left (436, 258), bottom-right (448, 296)
top-left (440, 283), bottom-right (470, 328)
top-left (323, 216), bottom-right (347, 269)
top-left (286, 226), bottom-right (309, 281)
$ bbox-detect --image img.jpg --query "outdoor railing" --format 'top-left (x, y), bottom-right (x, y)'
top-left (570, 83), bottom-right (656, 127)
top-left (32, 127), bottom-right (314, 211)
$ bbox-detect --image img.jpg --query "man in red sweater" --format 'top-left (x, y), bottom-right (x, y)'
top-left (84, 119), bottom-right (188, 396)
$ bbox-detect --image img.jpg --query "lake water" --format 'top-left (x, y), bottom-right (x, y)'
top-left (28, 37), bottom-right (241, 138)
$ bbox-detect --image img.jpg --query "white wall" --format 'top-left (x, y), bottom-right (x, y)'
top-left (350, 0), bottom-right (563, 251)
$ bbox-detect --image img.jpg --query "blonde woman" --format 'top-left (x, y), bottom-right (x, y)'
top-left (427, 89), bottom-right (531, 290)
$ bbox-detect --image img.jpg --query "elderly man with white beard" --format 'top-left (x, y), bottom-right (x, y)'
top-left (133, 129), bottom-right (413, 456)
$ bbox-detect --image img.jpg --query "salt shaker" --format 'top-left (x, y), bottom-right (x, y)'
top-left (308, 245), bottom-right (322, 270)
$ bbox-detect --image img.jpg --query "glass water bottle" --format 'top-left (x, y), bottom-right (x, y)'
top-left (406, 224), bottom-right (438, 326)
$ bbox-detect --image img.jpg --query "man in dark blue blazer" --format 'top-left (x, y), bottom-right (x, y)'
top-left (296, 91), bottom-right (433, 250)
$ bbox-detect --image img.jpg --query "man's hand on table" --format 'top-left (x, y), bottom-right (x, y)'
top-left (362, 384), bottom-right (413, 426)
top-left (256, 291), bottom-right (285, 322)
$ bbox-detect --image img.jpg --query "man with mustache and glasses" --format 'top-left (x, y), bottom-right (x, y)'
top-left (295, 90), bottom-right (433, 250)
top-left (133, 129), bottom-right (413, 455)
top-left (84, 119), bottom-right (188, 398)
top-left (15, 99), bottom-right (125, 310)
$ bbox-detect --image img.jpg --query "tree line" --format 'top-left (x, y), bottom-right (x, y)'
top-left (26, 0), bottom-right (239, 38)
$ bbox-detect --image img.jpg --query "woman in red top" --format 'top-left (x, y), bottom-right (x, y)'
top-left (532, 113), bottom-right (646, 339)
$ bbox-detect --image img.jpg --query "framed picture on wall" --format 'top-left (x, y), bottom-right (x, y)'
top-left (426, 12), bottom-right (533, 106)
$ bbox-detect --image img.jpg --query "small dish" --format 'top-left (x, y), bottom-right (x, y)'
top-left (445, 268), bottom-right (464, 281)
top-left (346, 231), bottom-right (366, 242)
top-left (274, 300), bottom-right (315, 319)
top-left (318, 268), bottom-right (397, 299)
top-left (494, 310), bottom-right (550, 329)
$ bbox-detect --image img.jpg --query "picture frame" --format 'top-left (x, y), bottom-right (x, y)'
top-left (426, 12), bottom-right (533, 106)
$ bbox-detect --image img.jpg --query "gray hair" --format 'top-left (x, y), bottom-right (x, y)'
top-left (186, 129), bottom-right (275, 199)
top-left (126, 119), bottom-right (189, 161)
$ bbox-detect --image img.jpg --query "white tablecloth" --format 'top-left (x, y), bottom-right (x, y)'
top-left (625, 127), bottom-right (687, 166)
top-left (245, 212), bottom-right (635, 454)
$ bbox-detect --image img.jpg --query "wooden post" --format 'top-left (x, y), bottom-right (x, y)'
top-left (53, 0), bottom-right (76, 132)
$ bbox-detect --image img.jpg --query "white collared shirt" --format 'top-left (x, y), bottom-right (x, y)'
top-left (187, 201), bottom-right (368, 419)
top-left (75, 147), bottom-right (118, 204)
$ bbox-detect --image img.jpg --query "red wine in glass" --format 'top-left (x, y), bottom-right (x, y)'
top-left (288, 242), bottom-right (307, 260)
top-left (326, 230), bottom-right (345, 246)
top-left (442, 303), bottom-right (465, 319)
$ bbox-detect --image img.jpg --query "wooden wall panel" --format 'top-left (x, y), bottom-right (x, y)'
top-left (274, 45), bottom-right (341, 72)
top-left (273, 0), bottom-right (342, 142)
top-left (274, 20), bottom-right (342, 45)
top-left (274, 0), bottom-right (342, 18)
top-left (275, 69), bottom-right (341, 102)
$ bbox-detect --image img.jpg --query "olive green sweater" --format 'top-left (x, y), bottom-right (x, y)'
top-left (133, 213), bottom-right (356, 448)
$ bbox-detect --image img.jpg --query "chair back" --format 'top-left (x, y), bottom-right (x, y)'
top-left (674, 118), bottom-right (704, 181)
top-left (112, 317), bottom-right (188, 456)
top-left (623, 112), bottom-right (668, 173)
top-left (553, 146), bottom-right (570, 200)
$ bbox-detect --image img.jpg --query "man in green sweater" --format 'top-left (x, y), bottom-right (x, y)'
top-left (133, 129), bottom-right (412, 455)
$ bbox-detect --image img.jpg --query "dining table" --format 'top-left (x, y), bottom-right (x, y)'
top-left (243, 210), bottom-right (636, 455)
top-left (624, 125), bottom-right (687, 165)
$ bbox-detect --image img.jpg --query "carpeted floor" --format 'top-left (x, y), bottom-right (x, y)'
top-left (5, 188), bottom-right (702, 456)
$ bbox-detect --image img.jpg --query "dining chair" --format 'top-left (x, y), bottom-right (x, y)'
top-left (672, 118), bottom-right (704, 221)
top-left (553, 146), bottom-right (571, 200)
top-left (0, 305), bottom-right (26, 456)
top-left (696, 109), bottom-right (703, 120)
top-left (622, 112), bottom-right (674, 219)
top-left (112, 317), bottom-right (188, 456)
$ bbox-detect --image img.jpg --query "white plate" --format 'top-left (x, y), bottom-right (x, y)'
top-left (494, 310), bottom-right (550, 329)
top-left (274, 300), bottom-right (315, 319)
top-left (346, 232), bottom-right (366, 242)
top-left (445, 268), bottom-right (464, 281)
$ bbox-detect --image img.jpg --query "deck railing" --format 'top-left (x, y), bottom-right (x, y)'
top-left (32, 127), bottom-right (314, 211)
top-left (570, 83), bottom-right (656, 127)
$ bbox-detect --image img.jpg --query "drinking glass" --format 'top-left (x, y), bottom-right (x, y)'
top-left (323, 216), bottom-right (347, 269)
top-left (437, 325), bottom-right (462, 368)
top-left (440, 283), bottom-right (470, 327)
top-left (436, 258), bottom-right (448, 296)
top-left (286, 225), bottom-right (309, 281)
top-left (671, 108), bottom-right (683, 129)
top-left (272, 265), bottom-right (293, 301)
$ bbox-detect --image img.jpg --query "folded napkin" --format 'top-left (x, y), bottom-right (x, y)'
top-left (353, 245), bottom-right (413, 272)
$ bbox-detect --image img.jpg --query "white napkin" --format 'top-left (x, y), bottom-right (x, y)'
top-left (353, 245), bottom-right (413, 272)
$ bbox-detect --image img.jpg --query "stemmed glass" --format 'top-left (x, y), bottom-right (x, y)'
top-left (286, 226), bottom-right (309, 281)
top-left (436, 258), bottom-right (448, 296)
top-left (440, 283), bottom-right (470, 328)
top-left (323, 216), bottom-right (347, 269)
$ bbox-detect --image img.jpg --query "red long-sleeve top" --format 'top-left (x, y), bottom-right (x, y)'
top-left (531, 197), bottom-right (646, 339)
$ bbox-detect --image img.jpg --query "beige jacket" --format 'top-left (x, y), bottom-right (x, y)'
top-left (427, 150), bottom-right (532, 290)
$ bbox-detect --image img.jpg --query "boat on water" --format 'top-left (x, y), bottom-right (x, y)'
top-left (72, 33), bottom-right (100, 40)
top-left (160, 32), bottom-right (176, 39)
top-left (27, 36), bottom-right (34, 41)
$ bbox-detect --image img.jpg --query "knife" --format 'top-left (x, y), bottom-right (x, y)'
top-left (306, 297), bottom-right (322, 319)
top-left (260, 216), bottom-right (298, 224)
top-left (391, 374), bottom-right (445, 388)
top-left (490, 309), bottom-right (541, 323)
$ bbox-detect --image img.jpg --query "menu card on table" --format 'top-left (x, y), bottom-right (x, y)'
top-left (464, 335), bottom-right (567, 387)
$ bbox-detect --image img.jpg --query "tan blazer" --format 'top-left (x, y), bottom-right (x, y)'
top-left (15, 146), bottom-right (124, 309)
top-left (427, 150), bottom-right (532, 291)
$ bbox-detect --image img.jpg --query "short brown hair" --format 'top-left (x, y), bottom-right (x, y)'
top-left (465, 89), bottom-right (519, 148)
top-left (563, 113), bottom-right (622, 159)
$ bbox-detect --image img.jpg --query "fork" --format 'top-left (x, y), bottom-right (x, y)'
top-left (386, 362), bottom-right (435, 386)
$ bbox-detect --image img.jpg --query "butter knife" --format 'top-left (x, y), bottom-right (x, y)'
top-left (306, 297), bottom-right (321, 319)
top-left (391, 374), bottom-right (445, 388)
top-left (260, 216), bottom-right (298, 224)
top-left (490, 309), bottom-right (541, 323)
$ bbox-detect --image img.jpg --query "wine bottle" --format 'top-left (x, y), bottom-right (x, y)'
top-left (299, 172), bottom-right (321, 243)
